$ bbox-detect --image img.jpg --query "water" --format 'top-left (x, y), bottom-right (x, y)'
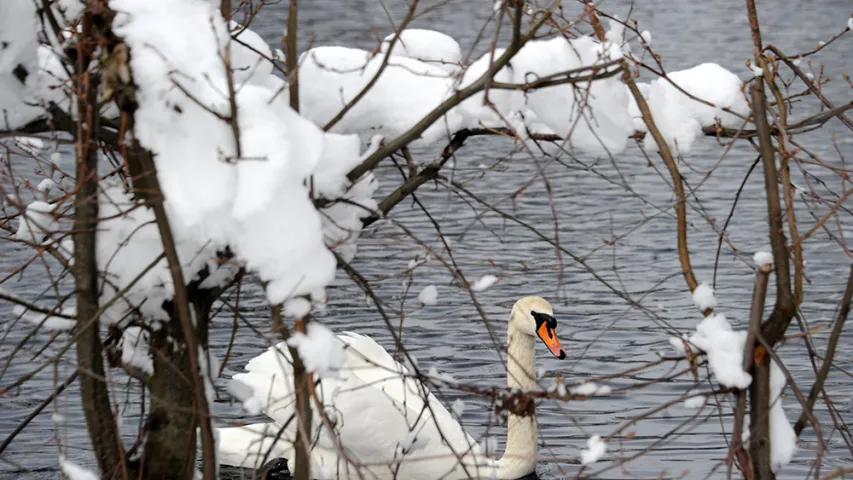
top-left (2, 1), bottom-right (853, 478)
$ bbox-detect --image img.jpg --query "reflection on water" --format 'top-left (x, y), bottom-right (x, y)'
top-left (1, 1), bottom-right (852, 478)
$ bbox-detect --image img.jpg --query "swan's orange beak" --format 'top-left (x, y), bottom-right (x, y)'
top-left (536, 322), bottom-right (566, 359)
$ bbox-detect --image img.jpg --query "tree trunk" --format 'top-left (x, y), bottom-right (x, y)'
top-left (749, 352), bottom-right (775, 479)
top-left (74, 9), bottom-right (125, 479)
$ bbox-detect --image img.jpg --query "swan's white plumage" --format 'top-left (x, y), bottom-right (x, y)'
top-left (219, 297), bottom-right (559, 479)
top-left (220, 332), bottom-right (495, 479)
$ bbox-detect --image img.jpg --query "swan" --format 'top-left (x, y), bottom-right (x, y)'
top-left (218, 296), bottom-right (566, 479)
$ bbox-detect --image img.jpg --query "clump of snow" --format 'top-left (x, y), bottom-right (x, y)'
top-left (283, 297), bottom-right (311, 318)
top-left (687, 313), bottom-right (751, 389)
top-left (14, 305), bottom-right (75, 331)
top-left (580, 435), bottom-right (607, 465)
top-left (119, 326), bottom-right (153, 375)
top-left (668, 334), bottom-right (693, 357)
top-left (683, 389), bottom-right (706, 408)
top-left (37, 178), bottom-right (56, 193)
top-left (643, 63), bottom-right (749, 154)
top-left (848, 17), bottom-right (853, 30)
top-left (470, 274), bottom-right (499, 292)
top-left (112, 0), bottom-right (344, 309)
top-left (754, 251), bottom-right (773, 268)
top-left (51, 412), bottom-right (66, 424)
top-left (769, 360), bottom-right (797, 472)
top-left (749, 63), bottom-right (764, 77)
top-left (427, 365), bottom-right (456, 384)
top-left (399, 429), bottom-right (431, 454)
top-left (286, 322), bottom-right (346, 378)
top-left (570, 382), bottom-right (612, 396)
top-left (418, 285), bottom-right (438, 306)
top-left (640, 30), bottom-right (652, 45)
top-left (16, 201), bottom-right (59, 244)
top-left (692, 283), bottom-right (716, 311)
top-left (59, 456), bottom-right (98, 480)
top-left (14, 136), bottom-right (44, 155)
top-left (380, 29), bottom-right (462, 72)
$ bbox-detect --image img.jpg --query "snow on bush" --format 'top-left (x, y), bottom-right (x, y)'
top-left (286, 322), bottom-right (347, 377)
top-left (692, 283), bottom-right (716, 311)
top-left (643, 63), bottom-right (749, 153)
top-left (754, 251), bottom-right (773, 268)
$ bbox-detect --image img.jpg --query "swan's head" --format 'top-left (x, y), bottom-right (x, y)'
top-left (511, 296), bottom-right (566, 359)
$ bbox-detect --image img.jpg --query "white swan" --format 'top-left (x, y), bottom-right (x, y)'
top-left (218, 296), bottom-right (566, 479)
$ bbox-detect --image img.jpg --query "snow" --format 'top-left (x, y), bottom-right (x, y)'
top-left (687, 313), bottom-right (751, 389)
top-left (13, 136), bottom-right (44, 155)
top-left (570, 382), bottom-right (612, 396)
top-left (51, 413), bottom-right (66, 424)
top-left (399, 430), bottom-right (431, 454)
top-left (749, 63), bottom-right (764, 77)
top-left (683, 389), bottom-right (706, 408)
top-left (754, 251), bottom-right (774, 268)
top-left (119, 326), bottom-right (153, 375)
top-left (298, 45), bottom-right (461, 144)
top-left (668, 335), bottom-right (693, 357)
top-left (16, 201), bottom-right (59, 244)
top-left (643, 63), bottom-right (749, 154)
top-left (769, 360), bottom-right (797, 472)
top-left (0, 2), bottom-right (71, 130)
top-left (59, 456), bottom-right (98, 480)
top-left (848, 17), bottom-right (853, 30)
top-left (380, 29), bottom-right (462, 72)
top-left (470, 274), bottom-right (499, 292)
top-left (110, 0), bottom-right (358, 310)
top-left (692, 283), bottom-right (716, 311)
top-left (580, 435), bottom-right (607, 465)
top-left (283, 297), bottom-right (311, 318)
top-left (286, 322), bottom-right (346, 378)
top-left (427, 365), bottom-right (456, 384)
top-left (37, 178), bottom-right (56, 193)
top-left (13, 305), bottom-right (76, 331)
top-left (640, 30), bottom-right (652, 45)
top-left (418, 285), bottom-right (438, 306)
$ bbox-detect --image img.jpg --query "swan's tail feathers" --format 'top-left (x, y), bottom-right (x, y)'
top-left (217, 422), bottom-right (292, 469)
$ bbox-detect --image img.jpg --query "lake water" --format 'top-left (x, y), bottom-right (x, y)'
top-left (1, 0), bottom-right (852, 478)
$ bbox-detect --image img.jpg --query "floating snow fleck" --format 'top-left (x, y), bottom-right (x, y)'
top-left (668, 335), bottom-right (692, 357)
top-left (688, 313), bottom-right (751, 389)
top-left (769, 359), bottom-right (796, 473)
top-left (749, 63), bottom-right (764, 77)
top-left (51, 412), bottom-right (66, 424)
top-left (692, 283), bottom-right (716, 311)
top-left (286, 322), bottom-right (346, 378)
top-left (570, 382), bottom-right (612, 396)
top-left (119, 326), bottom-right (153, 375)
top-left (683, 389), bottom-right (707, 408)
top-left (418, 285), bottom-right (438, 306)
top-left (16, 201), bottom-right (59, 243)
top-left (640, 30), bottom-right (652, 45)
top-left (380, 29), bottom-right (462, 72)
top-left (451, 398), bottom-right (465, 417)
top-left (754, 251), bottom-right (774, 268)
top-left (580, 435), bottom-right (607, 465)
top-left (470, 274), bottom-right (499, 292)
top-left (283, 297), bottom-right (311, 318)
top-left (644, 63), bottom-right (749, 154)
top-left (59, 456), bottom-right (98, 480)
top-left (399, 430), bottom-right (430, 454)
top-left (13, 305), bottom-right (75, 331)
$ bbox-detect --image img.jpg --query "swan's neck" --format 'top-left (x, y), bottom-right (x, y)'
top-left (497, 322), bottom-right (537, 479)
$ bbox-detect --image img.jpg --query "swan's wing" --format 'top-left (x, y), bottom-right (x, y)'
top-left (338, 332), bottom-right (480, 451)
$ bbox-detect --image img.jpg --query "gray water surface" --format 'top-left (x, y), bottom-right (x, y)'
top-left (2, 1), bottom-right (853, 478)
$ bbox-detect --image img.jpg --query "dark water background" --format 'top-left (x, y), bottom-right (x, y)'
top-left (1, 0), bottom-right (853, 478)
